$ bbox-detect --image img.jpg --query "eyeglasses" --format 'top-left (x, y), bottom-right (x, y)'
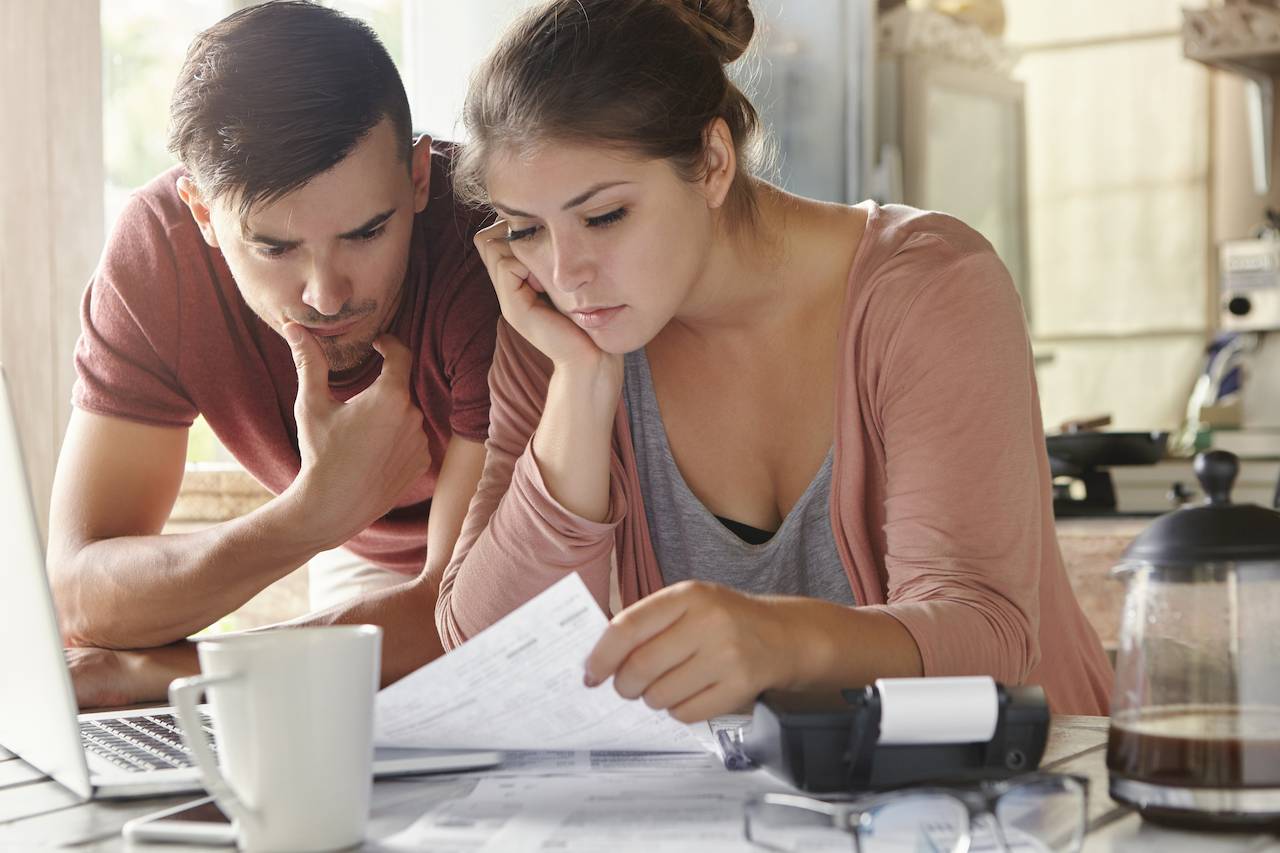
top-left (743, 773), bottom-right (1087, 853)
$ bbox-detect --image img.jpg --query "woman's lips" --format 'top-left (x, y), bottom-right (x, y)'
top-left (571, 306), bottom-right (624, 329)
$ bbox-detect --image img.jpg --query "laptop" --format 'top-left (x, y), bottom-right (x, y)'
top-left (0, 368), bottom-right (500, 799)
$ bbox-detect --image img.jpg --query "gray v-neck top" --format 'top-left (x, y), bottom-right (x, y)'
top-left (622, 349), bottom-right (854, 604)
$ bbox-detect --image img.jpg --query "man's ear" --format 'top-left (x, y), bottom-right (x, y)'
top-left (411, 134), bottom-right (433, 214)
top-left (699, 118), bottom-right (736, 210)
top-left (176, 176), bottom-right (220, 249)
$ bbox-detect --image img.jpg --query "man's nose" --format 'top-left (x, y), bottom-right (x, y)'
top-left (301, 260), bottom-right (353, 317)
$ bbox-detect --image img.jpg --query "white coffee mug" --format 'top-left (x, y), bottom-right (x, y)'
top-left (169, 625), bottom-right (382, 852)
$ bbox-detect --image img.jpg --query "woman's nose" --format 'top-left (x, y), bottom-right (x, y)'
top-left (550, 239), bottom-right (594, 293)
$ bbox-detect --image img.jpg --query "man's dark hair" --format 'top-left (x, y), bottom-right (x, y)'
top-left (168, 0), bottom-right (412, 222)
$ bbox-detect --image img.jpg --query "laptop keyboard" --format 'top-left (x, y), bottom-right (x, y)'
top-left (79, 713), bottom-right (214, 773)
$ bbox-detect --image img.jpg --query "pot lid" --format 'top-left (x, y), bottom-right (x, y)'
top-left (1119, 450), bottom-right (1280, 567)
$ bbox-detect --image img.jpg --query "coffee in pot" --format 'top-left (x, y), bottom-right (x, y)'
top-left (1108, 451), bottom-right (1280, 829)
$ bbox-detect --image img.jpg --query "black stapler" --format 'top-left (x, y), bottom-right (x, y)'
top-left (741, 676), bottom-right (1050, 793)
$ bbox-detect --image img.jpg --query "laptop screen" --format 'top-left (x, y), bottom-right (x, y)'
top-left (0, 368), bottom-right (94, 799)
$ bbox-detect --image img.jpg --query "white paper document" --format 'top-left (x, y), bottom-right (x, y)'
top-left (377, 771), bottom-right (1054, 853)
top-left (487, 748), bottom-right (722, 776)
top-left (375, 573), bottom-right (704, 752)
top-left (377, 771), bottom-right (790, 853)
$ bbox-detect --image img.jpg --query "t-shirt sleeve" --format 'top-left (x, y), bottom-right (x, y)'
top-left (72, 192), bottom-right (198, 428)
top-left (439, 246), bottom-right (499, 443)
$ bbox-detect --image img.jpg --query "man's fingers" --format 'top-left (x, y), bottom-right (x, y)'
top-left (283, 322), bottom-right (330, 411)
top-left (371, 334), bottom-right (413, 387)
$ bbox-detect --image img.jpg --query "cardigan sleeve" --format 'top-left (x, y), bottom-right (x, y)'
top-left (435, 321), bottom-right (628, 648)
top-left (861, 247), bottom-right (1043, 683)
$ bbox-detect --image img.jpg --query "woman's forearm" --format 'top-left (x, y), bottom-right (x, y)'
top-left (530, 357), bottom-right (623, 522)
top-left (770, 597), bottom-right (924, 690)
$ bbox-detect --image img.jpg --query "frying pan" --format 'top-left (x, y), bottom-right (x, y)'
top-left (1047, 431), bottom-right (1169, 477)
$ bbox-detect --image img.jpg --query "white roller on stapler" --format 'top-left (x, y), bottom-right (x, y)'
top-left (874, 676), bottom-right (999, 745)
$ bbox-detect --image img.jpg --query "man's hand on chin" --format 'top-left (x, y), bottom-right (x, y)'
top-left (65, 642), bottom-right (200, 710)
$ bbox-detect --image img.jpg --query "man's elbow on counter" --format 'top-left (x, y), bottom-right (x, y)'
top-left (48, 549), bottom-right (108, 649)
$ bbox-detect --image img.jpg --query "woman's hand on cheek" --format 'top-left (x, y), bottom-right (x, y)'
top-left (474, 220), bottom-right (608, 370)
top-left (582, 581), bottom-right (793, 723)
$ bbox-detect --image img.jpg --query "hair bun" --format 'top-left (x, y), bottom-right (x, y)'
top-left (676, 0), bottom-right (755, 64)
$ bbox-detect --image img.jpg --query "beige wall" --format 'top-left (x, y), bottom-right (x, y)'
top-left (1007, 0), bottom-right (1213, 432)
top-left (0, 1), bottom-right (103, 538)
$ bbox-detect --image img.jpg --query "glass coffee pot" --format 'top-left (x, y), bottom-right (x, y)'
top-left (1107, 450), bottom-right (1280, 829)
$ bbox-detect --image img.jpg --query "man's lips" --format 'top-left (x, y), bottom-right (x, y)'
top-left (299, 319), bottom-right (361, 338)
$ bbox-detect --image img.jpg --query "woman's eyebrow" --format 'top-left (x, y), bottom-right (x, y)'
top-left (492, 181), bottom-right (634, 219)
top-left (560, 181), bottom-right (632, 210)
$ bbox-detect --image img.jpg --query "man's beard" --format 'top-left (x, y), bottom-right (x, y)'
top-left (288, 297), bottom-right (381, 374)
top-left (317, 332), bottom-right (378, 373)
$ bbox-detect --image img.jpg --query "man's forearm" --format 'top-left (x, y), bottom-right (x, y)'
top-left (92, 578), bottom-right (440, 707)
top-left (56, 488), bottom-right (335, 650)
top-left (280, 573), bottom-right (443, 687)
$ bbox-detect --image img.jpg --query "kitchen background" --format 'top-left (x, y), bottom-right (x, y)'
top-left (2, 0), bottom-right (1278, 638)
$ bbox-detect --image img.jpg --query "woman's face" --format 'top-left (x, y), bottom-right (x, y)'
top-left (484, 142), bottom-right (721, 354)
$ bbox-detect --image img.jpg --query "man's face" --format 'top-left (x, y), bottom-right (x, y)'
top-left (181, 118), bottom-right (430, 375)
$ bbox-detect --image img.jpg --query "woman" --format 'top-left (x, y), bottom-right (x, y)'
top-left (437, 0), bottom-right (1112, 719)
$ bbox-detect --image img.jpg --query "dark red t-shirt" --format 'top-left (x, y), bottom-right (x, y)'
top-left (72, 144), bottom-right (499, 575)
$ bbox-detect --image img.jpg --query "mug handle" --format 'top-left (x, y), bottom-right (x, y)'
top-left (168, 673), bottom-right (253, 827)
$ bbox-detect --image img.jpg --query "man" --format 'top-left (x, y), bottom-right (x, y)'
top-left (50, 1), bottom-right (499, 705)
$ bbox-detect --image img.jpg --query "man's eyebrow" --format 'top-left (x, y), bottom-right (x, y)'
top-left (491, 181), bottom-right (634, 219)
top-left (245, 208), bottom-right (397, 246)
top-left (244, 230), bottom-right (302, 249)
top-left (337, 208), bottom-right (396, 239)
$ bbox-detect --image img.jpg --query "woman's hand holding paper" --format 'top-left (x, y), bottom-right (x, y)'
top-left (582, 580), bottom-right (797, 722)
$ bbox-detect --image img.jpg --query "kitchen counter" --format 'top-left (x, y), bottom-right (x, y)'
top-left (1055, 517), bottom-right (1148, 652)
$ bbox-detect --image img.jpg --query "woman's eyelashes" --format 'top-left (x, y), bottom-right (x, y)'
top-left (505, 224), bottom-right (539, 243)
top-left (586, 207), bottom-right (628, 228)
top-left (504, 207), bottom-right (630, 243)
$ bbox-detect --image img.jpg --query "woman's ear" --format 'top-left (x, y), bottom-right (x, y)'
top-left (699, 117), bottom-right (737, 210)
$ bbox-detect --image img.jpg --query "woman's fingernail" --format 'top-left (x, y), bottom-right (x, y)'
top-left (583, 672), bottom-right (598, 688)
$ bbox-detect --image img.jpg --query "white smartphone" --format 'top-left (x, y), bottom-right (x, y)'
top-left (121, 796), bottom-right (235, 845)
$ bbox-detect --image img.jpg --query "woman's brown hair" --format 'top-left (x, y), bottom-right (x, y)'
top-left (454, 0), bottom-right (764, 227)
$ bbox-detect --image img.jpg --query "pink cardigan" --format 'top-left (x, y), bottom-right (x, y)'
top-left (437, 202), bottom-right (1114, 717)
